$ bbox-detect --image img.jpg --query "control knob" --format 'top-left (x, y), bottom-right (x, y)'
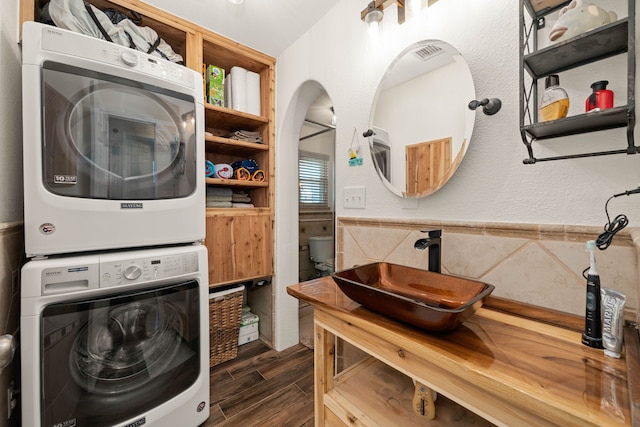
top-left (123, 265), bottom-right (142, 280)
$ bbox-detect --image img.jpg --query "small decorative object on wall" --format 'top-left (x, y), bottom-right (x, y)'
top-left (549, 0), bottom-right (617, 44)
top-left (348, 128), bottom-right (364, 166)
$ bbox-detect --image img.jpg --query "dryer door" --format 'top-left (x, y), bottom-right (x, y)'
top-left (41, 280), bottom-right (201, 427)
top-left (41, 61), bottom-right (197, 200)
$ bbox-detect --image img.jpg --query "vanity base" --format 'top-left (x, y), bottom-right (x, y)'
top-left (289, 277), bottom-right (632, 427)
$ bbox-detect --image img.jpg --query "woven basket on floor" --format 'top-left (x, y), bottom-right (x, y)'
top-left (209, 286), bottom-right (244, 367)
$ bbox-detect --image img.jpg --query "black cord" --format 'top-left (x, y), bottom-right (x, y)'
top-left (595, 195), bottom-right (629, 250)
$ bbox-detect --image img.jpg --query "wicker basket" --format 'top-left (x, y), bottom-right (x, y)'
top-left (209, 285), bottom-right (244, 367)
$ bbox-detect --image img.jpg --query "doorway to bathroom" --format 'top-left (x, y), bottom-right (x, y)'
top-left (298, 90), bottom-right (336, 284)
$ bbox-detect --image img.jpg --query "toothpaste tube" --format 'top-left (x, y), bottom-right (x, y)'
top-left (601, 288), bottom-right (626, 358)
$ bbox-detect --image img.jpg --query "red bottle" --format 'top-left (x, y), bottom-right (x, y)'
top-left (585, 80), bottom-right (614, 112)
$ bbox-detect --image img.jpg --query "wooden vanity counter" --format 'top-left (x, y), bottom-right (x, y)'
top-left (288, 276), bottom-right (635, 427)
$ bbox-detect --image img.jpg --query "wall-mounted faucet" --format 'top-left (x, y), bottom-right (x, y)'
top-left (414, 229), bottom-right (441, 273)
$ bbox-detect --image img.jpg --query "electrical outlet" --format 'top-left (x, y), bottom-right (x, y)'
top-left (344, 186), bottom-right (366, 209)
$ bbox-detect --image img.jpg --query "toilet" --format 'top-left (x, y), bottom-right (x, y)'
top-left (309, 236), bottom-right (335, 276)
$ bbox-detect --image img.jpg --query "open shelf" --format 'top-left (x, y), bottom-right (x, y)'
top-left (204, 103), bottom-right (268, 133)
top-left (519, 0), bottom-right (636, 163)
top-left (523, 19), bottom-right (628, 78)
top-left (205, 135), bottom-right (268, 155)
top-left (523, 106), bottom-right (629, 139)
top-left (326, 357), bottom-right (494, 426)
top-left (205, 177), bottom-right (268, 188)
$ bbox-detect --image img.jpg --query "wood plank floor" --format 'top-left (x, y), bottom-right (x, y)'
top-left (202, 340), bottom-right (315, 427)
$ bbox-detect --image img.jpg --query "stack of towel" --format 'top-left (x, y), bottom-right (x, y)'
top-left (232, 190), bottom-right (254, 208)
top-left (206, 187), bottom-right (232, 208)
top-left (226, 130), bottom-right (263, 144)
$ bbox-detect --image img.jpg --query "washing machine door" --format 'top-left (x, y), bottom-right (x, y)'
top-left (41, 281), bottom-right (201, 427)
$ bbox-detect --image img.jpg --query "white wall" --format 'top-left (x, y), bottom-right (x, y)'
top-left (1, 0), bottom-right (23, 224)
top-left (274, 0), bottom-right (640, 348)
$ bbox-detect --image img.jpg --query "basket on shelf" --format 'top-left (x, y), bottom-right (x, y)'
top-left (209, 285), bottom-right (244, 367)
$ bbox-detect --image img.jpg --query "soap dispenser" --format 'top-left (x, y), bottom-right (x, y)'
top-left (539, 74), bottom-right (569, 122)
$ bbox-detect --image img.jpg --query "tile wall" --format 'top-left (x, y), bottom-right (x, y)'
top-left (336, 218), bottom-right (640, 324)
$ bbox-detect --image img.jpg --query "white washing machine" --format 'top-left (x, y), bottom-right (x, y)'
top-left (20, 244), bottom-right (210, 427)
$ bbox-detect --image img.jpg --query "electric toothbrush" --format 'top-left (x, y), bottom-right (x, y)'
top-left (582, 240), bottom-right (603, 348)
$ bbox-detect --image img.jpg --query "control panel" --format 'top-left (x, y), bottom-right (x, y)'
top-left (36, 23), bottom-right (195, 88)
top-left (100, 251), bottom-right (199, 287)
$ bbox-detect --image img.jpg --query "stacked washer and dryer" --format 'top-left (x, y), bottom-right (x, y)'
top-left (20, 22), bottom-right (209, 427)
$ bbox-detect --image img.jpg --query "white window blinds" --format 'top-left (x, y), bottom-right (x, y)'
top-left (299, 151), bottom-right (329, 208)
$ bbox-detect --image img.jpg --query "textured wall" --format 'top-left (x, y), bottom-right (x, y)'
top-left (275, 0), bottom-right (640, 348)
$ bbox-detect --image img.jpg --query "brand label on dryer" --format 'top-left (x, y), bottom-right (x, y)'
top-left (120, 203), bottom-right (143, 209)
top-left (53, 175), bottom-right (77, 184)
top-left (53, 418), bottom-right (76, 427)
top-left (124, 417), bottom-right (146, 427)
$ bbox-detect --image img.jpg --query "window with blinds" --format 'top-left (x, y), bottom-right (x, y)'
top-left (299, 151), bottom-right (329, 209)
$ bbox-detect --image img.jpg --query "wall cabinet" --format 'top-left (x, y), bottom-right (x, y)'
top-left (21, 0), bottom-right (275, 289)
top-left (519, 0), bottom-right (636, 163)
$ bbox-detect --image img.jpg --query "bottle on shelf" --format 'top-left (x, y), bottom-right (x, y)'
top-left (585, 80), bottom-right (614, 112)
top-left (538, 74), bottom-right (569, 122)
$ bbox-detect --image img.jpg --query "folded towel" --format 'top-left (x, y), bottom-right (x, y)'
top-left (206, 201), bottom-right (233, 208)
top-left (207, 187), bottom-right (233, 196)
top-left (232, 197), bottom-right (252, 203)
top-left (232, 203), bottom-right (255, 208)
top-left (226, 130), bottom-right (263, 144)
top-left (206, 195), bottom-right (232, 202)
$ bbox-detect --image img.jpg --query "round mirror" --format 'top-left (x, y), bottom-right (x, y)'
top-left (368, 40), bottom-right (476, 198)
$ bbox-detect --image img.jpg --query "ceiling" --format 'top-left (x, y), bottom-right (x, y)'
top-left (147, 0), bottom-right (344, 58)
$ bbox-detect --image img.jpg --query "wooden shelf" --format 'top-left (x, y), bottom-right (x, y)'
top-left (204, 103), bottom-right (268, 133)
top-left (525, 0), bottom-right (570, 17)
top-left (206, 207), bottom-right (271, 216)
top-left (205, 135), bottom-right (268, 155)
top-left (326, 357), bottom-right (493, 426)
top-left (205, 177), bottom-right (268, 188)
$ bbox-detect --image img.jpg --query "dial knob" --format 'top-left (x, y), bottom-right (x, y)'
top-left (120, 51), bottom-right (139, 67)
top-left (123, 265), bottom-right (142, 280)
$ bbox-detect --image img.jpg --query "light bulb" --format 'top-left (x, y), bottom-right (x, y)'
top-left (364, 8), bottom-right (383, 36)
top-left (228, 0), bottom-right (243, 4)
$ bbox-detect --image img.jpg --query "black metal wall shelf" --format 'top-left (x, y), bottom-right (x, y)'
top-left (523, 19), bottom-right (628, 78)
top-left (519, 0), bottom-right (636, 164)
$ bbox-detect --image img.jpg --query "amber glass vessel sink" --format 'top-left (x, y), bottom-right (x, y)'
top-left (332, 262), bottom-right (494, 332)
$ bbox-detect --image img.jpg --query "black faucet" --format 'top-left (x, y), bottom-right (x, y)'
top-left (414, 229), bottom-right (441, 273)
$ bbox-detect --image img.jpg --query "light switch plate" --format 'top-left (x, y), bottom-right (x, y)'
top-left (344, 186), bottom-right (366, 209)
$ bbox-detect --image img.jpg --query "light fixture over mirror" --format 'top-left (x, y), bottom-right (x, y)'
top-left (360, 0), bottom-right (440, 28)
top-left (364, 3), bottom-right (384, 34)
top-left (366, 39), bottom-right (476, 199)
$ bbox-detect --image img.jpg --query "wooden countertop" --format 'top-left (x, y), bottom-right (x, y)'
top-left (288, 276), bottom-right (634, 427)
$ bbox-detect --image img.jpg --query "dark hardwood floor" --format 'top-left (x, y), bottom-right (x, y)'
top-left (202, 340), bottom-right (315, 427)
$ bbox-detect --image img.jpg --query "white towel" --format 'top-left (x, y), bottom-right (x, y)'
top-left (231, 66), bottom-right (248, 113)
top-left (214, 163), bottom-right (233, 179)
top-left (246, 71), bottom-right (261, 116)
top-left (224, 73), bottom-right (232, 108)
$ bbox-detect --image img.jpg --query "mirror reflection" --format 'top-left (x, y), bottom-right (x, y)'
top-left (368, 40), bottom-right (476, 198)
